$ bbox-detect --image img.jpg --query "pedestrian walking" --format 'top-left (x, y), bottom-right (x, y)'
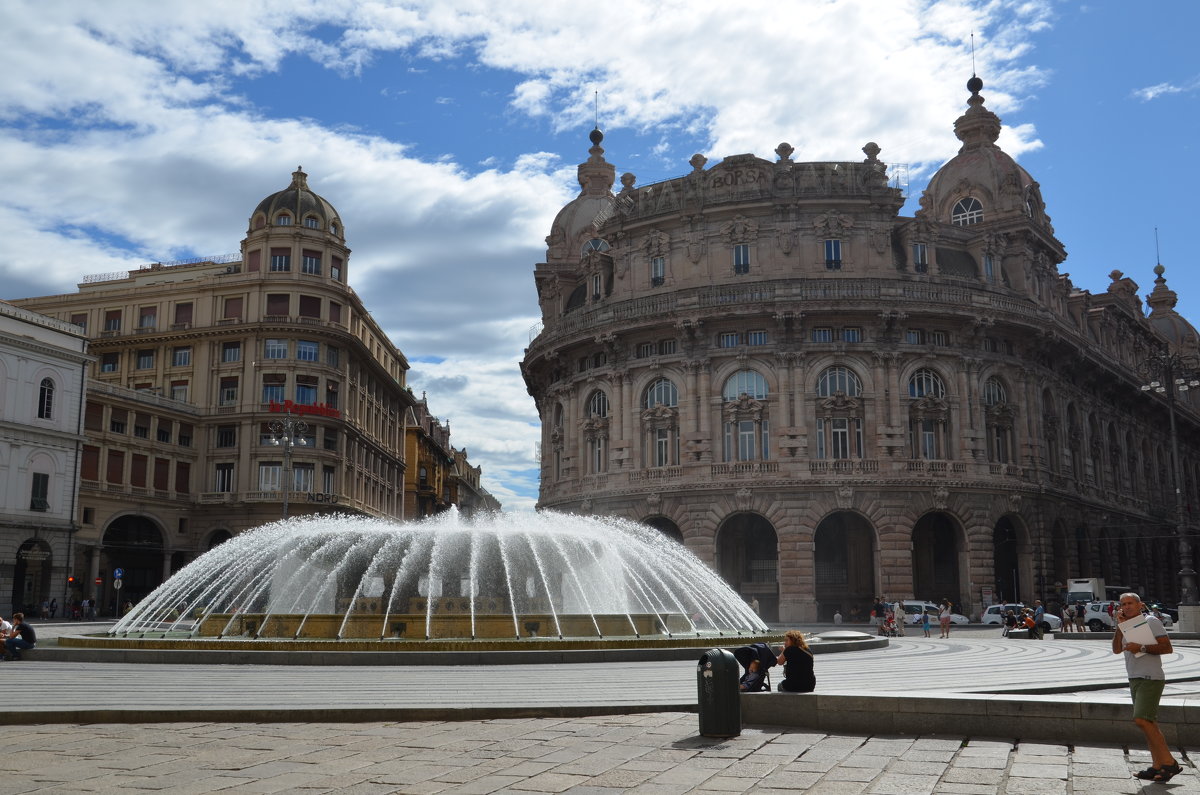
top-left (1113, 592), bottom-right (1183, 783)
top-left (921, 608), bottom-right (931, 638)
top-left (1060, 603), bottom-right (1073, 633)
top-left (938, 598), bottom-right (953, 638)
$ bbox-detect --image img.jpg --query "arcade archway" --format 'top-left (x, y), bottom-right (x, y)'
top-left (813, 511), bottom-right (876, 622)
top-left (912, 512), bottom-right (963, 607)
top-left (992, 515), bottom-right (1031, 604)
top-left (12, 538), bottom-right (52, 615)
top-left (716, 513), bottom-right (779, 621)
top-left (642, 516), bottom-right (684, 544)
top-left (102, 515), bottom-right (165, 607)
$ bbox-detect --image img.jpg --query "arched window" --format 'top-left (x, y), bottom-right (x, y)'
top-left (983, 377), bottom-right (1013, 464)
top-left (817, 366), bottom-right (862, 398)
top-left (275, 213), bottom-right (292, 226)
top-left (722, 371), bottom-right (769, 462)
top-left (587, 390), bottom-right (609, 418)
top-left (582, 238), bottom-right (610, 256)
top-left (642, 379), bottom-right (679, 467)
top-left (722, 370), bottom-right (768, 400)
top-left (814, 366), bottom-right (865, 460)
top-left (908, 368), bottom-right (949, 459)
top-left (951, 197), bottom-right (983, 226)
top-left (909, 368), bottom-right (946, 398)
top-left (37, 378), bottom-right (54, 419)
top-left (644, 378), bottom-right (678, 409)
top-left (584, 391), bottom-right (609, 475)
top-left (303, 216), bottom-right (319, 229)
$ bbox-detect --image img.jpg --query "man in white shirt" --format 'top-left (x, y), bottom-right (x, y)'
top-left (1113, 592), bottom-right (1182, 783)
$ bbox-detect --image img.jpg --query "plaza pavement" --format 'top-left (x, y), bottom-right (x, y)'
top-left (7, 623), bottom-right (1198, 792)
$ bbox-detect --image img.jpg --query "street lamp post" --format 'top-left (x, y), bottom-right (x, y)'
top-left (267, 412), bottom-right (308, 519)
top-left (1138, 349), bottom-right (1200, 630)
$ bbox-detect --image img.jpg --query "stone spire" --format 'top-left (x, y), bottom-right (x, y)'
top-left (577, 128), bottom-right (615, 196)
top-left (289, 166), bottom-right (309, 191)
top-left (953, 75), bottom-right (1002, 153)
top-left (1146, 263), bottom-right (1178, 315)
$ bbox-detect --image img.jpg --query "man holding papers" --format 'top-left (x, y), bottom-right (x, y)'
top-left (1112, 592), bottom-right (1182, 783)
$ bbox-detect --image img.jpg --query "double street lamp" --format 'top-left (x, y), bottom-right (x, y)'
top-left (267, 412), bottom-right (308, 519)
top-left (1137, 349), bottom-right (1200, 626)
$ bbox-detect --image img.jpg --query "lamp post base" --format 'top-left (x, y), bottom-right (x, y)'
top-left (1177, 604), bottom-right (1200, 634)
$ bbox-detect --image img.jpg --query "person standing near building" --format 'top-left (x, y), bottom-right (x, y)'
top-left (1113, 592), bottom-right (1182, 783)
top-left (938, 598), bottom-right (953, 638)
top-left (921, 608), bottom-right (931, 638)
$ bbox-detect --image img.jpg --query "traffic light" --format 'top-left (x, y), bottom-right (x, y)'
top-left (67, 576), bottom-right (75, 585)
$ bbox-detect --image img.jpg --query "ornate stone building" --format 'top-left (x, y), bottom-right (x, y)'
top-left (522, 78), bottom-right (1200, 623)
top-left (0, 301), bottom-right (88, 614)
top-left (13, 169), bottom-right (496, 612)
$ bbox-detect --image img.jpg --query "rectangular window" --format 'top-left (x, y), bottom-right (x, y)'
top-left (262, 374), bottom-right (286, 404)
top-left (912, 243), bottom-right (929, 273)
top-left (173, 302), bottom-right (193, 326)
top-left (30, 473), bottom-right (49, 511)
top-left (811, 327), bottom-right (833, 343)
top-left (733, 244), bottom-right (750, 274)
top-left (737, 420), bottom-right (756, 461)
top-left (258, 462), bottom-right (282, 492)
top-left (301, 250), bottom-right (321, 275)
top-left (246, 250), bottom-right (261, 272)
top-left (154, 459), bottom-right (170, 491)
top-left (747, 331), bottom-right (767, 346)
top-left (104, 310), bottom-right (121, 331)
top-left (637, 342), bottom-right (654, 359)
top-left (223, 296), bottom-right (243, 320)
top-left (71, 313), bottom-right (87, 330)
top-left (172, 347), bottom-right (191, 367)
top-left (293, 463), bottom-right (314, 493)
top-left (325, 346), bottom-right (340, 368)
top-left (650, 256), bottom-right (665, 286)
top-left (718, 332), bottom-right (741, 348)
top-left (658, 339), bottom-right (677, 355)
top-left (296, 376), bottom-right (318, 405)
top-left (984, 254), bottom-right (995, 283)
top-left (983, 337), bottom-right (998, 353)
top-left (219, 376), bottom-right (238, 406)
top-left (134, 422), bottom-right (149, 439)
top-left (176, 461), bottom-right (190, 493)
top-left (214, 463), bottom-right (234, 493)
top-left (130, 454), bottom-right (148, 488)
top-left (264, 339), bottom-right (288, 359)
top-left (156, 426), bottom-right (171, 443)
top-left (654, 428), bottom-right (671, 467)
top-left (178, 423), bottom-right (192, 447)
top-left (136, 350), bottom-right (154, 369)
top-left (323, 465), bottom-right (335, 493)
top-left (298, 295), bottom-right (321, 318)
top-left (329, 302), bottom-right (342, 324)
top-left (816, 418), bottom-right (826, 459)
top-left (170, 380), bottom-right (188, 402)
top-left (591, 273), bottom-right (602, 299)
top-left (216, 426), bottom-right (237, 447)
top-left (107, 450), bottom-right (125, 484)
top-left (905, 329), bottom-right (925, 345)
top-left (138, 307), bottom-right (157, 328)
top-left (81, 445), bottom-right (100, 480)
top-left (266, 293), bottom-right (289, 317)
top-left (296, 340), bottom-right (319, 362)
top-left (831, 418), bottom-right (850, 459)
top-left (100, 353), bottom-right (119, 373)
top-left (269, 248), bottom-right (291, 272)
top-left (842, 327), bottom-right (863, 343)
top-left (110, 416), bottom-right (126, 434)
top-left (825, 239), bottom-right (842, 270)
top-left (331, 256), bottom-right (343, 281)
top-left (325, 380), bottom-right (339, 409)
top-left (931, 331), bottom-right (948, 346)
top-left (324, 430), bottom-right (339, 451)
top-left (222, 341), bottom-right (241, 363)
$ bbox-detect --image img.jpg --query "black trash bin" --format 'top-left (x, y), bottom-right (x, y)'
top-left (697, 647), bottom-right (740, 738)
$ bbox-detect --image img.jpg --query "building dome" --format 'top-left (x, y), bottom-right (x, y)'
top-left (1146, 264), bottom-right (1200, 353)
top-left (920, 77), bottom-right (1051, 234)
top-left (545, 130), bottom-right (616, 263)
top-left (251, 167), bottom-right (343, 236)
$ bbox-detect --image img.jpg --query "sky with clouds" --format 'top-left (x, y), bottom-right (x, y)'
top-left (2, 1), bottom-right (1197, 511)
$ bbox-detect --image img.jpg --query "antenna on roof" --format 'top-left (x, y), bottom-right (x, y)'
top-left (1155, 227), bottom-right (1162, 266)
top-left (593, 90), bottom-right (599, 130)
top-left (970, 33), bottom-right (976, 76)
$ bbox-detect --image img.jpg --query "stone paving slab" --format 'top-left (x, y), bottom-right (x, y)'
top-left (7, 714), bottom-right (1197, 794)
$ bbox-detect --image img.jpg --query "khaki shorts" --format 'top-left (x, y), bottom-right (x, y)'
top-left (1129, 678), bottom-right (1166, 722)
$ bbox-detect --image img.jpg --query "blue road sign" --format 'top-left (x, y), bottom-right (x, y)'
top-left (113, 567), bottom-right (124, 578)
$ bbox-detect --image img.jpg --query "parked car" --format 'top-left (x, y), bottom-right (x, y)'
top-left (890, 601), bottom-right (969, 625)
top-left (980, 603), bottom-right (1062, 633)
top-left (1145, 602), bottom-right (1179, 622)
top-left (1084, 601), bottom-right (1173, 632)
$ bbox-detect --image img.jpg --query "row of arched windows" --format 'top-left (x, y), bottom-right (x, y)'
top-left (564, 366), bottom-right (1016, 472)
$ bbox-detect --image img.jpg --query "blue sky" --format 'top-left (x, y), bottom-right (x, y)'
top-left (1, 1), bottom-right (1197, 510)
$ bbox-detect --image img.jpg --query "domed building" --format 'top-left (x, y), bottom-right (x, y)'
top-left (12, 169), bottom-right (495, 614)
top-left (522, 78), bottom-right (1200, 624)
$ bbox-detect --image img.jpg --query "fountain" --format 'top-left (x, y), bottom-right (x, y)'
top-left (89, 511), bottom-right (771, 653)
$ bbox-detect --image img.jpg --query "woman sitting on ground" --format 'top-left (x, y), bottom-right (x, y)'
top-left (775, 629), bottom-right (815, 692)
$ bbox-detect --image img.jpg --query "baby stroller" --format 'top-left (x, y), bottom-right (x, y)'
top-left (733, 641), bottom-right (777, 692)
top-left (879, 614), bottom-right (900, 637)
